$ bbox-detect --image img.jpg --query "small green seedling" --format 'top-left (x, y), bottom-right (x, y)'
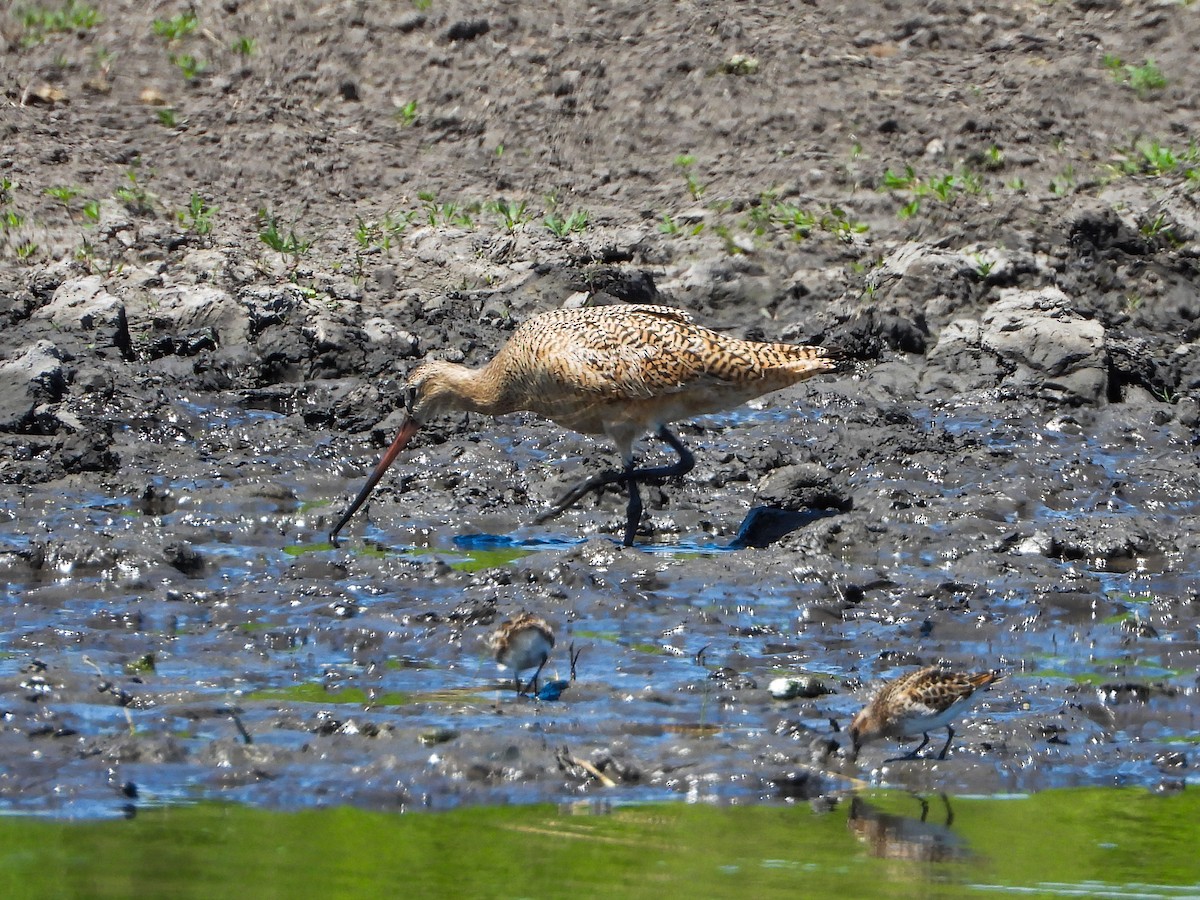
top-left (396, 100), bottom-right (419, 126)
top-left (674, 154), bottom-right (706, 200)
top-left (544, 209), bottom-right (589, 236)
top-left (18, 0), bottom-right (100, 44)
top-left (170, 54), bottom-right (208, 81)
top-left (1105, 55), bottom-right (1167, 98)
top-left (489, 198), bottom-right (531, 231)
top-left (152, 11), bottom-right (197, 41)
top-left (259, 211), bottom-right (314, 264)
top-left (880, 166), bottom-right (917, 190)
top-left (178, 193), bottom-right (215, 234)
top-left (115, 165), bottom-right (154, 214)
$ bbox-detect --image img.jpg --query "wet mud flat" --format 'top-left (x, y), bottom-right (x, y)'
top-left (1, 378), bottom-right (1197, 816)
top-left (1, 0), bottom-right (1200, 823)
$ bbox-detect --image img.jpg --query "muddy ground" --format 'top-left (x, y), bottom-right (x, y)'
top-left (1, 0), bottom-right (1198, 817)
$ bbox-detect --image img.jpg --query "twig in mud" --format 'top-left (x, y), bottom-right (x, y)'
top-left (568, 642), bottom-right (582, 681)
top-left (81, 654), bottom-right (136, 733)
top-left (558, 748), bottom-right (618, 788)
top-left (227, 708), bottom-right (253, 745)
top-left (574, 756), bottom-right (618, 788)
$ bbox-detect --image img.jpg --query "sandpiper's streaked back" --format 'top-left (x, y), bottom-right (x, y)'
top-left (489, 613), bottom-right (555, 695)
top-left (849, 665), bottom-right (1005, 761)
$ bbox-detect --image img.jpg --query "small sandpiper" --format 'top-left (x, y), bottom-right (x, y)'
top-left (489, 613), bottom-right (555, 696)
top-left (848, 665), bottom-right (1005, 761)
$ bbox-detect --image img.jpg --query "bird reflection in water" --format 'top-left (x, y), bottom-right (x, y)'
top-left (847, 793), bottom-right (971, 864)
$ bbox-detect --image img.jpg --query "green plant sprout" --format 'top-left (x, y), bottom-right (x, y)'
top-left (1104, 55), bottom-right (1167, 98)
top-left (178, 193), bottom-right (215, 234)
top-left (488, 198), bottom-right (531, 231)
top-left (45, 185), bottom-right (80, 205)
top-left (259, 211), bottom-right (314, 265)
top-left (1049, 165), bottom-right (1076, 197)
top-left (417, 191), bottom-right (474, 227)
top-left (396, 100), bottom-right (419, 126)
top-left (170, 54), bottom-right (208, 81)
top-left (674, 154), bottom-right (706, 200)
top-left (880, 166), bottom-right (918, 190)
top-left (115, 165), bottom-right (154, 214)
top-left (1139, 213), bottom-right (1179, 244)
top-left (152, 11), bottom-right (198, 41)
top-left (544, 209), bottom-right (589, 236)
top-left (17, 0), bottom-right (100, 44)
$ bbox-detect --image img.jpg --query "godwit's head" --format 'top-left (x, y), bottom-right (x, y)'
top-left (402, 359), bottom-right (471, 424)
top-left (328, 359), bottom-right (468, 541)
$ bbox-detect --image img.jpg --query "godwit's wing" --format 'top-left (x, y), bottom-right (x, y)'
top-left (501, 305), bottom-right (835, 443)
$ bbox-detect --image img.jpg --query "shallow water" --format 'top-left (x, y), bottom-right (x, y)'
top-left (2, 789), bottom-right (1198, 899)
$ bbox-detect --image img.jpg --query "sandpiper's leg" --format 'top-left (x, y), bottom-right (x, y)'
top-left (568, 642), bottom-right (582, 681)
top-left (524, 658), bottom-right (548, 696)
top-left (885, 732), bottom-right (930, 763)
top-left (939, 793), bottom-right (954, 826)
top-left (937, 725), bottom-right (956, 760)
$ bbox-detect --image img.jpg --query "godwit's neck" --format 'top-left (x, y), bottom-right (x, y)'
top-left (433, 360), bottom-right (514, 416)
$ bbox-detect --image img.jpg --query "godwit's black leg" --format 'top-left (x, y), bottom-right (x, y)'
top-left (622, 467), bottom-right (643, 547)
top-left (626, 426), bottom-right (696, 483)
top-left (534, 469), bottom-right (627, 525)
top-left (534, 426), bottom-right (695, 547)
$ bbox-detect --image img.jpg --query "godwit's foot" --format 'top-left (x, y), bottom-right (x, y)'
top-left (533, 468), bottom-right (629, 525)
top-left (533, 426), bottom-right (695, 548)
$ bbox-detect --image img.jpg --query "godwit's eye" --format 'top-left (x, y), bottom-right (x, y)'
top-left (403, 385), bottom-right (418, 412)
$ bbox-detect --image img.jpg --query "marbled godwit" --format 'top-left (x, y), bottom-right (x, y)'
top-left (849, 666), bottom-right (1005, 762)
top-left (489, 613), bottom-right (555, 695)
top-left (329, 304), bottom-right (836, 546)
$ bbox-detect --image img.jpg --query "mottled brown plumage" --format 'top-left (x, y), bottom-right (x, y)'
top-left (849, 666), bottom-right (1005, 761)
top-left (329, 304), bottom-right (836, 545)
top-left (488, 612), bottom-right (555, 695)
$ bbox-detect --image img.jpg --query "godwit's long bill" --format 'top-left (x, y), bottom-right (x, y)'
top-left (329, 304), bottom-right (836, 546)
